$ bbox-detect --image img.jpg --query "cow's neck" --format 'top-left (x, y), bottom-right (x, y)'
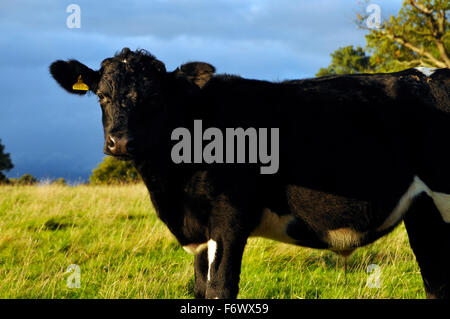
top-left (132, 80), bottom-right (206, 243)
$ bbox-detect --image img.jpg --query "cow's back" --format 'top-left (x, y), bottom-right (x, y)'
top-left (279, 70), bottom-right (436, 201)
top-left (428, 68), bottom-right (450, 113)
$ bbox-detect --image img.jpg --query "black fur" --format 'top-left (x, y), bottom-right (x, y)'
top-left (50, 48), bottom-right (450, 299)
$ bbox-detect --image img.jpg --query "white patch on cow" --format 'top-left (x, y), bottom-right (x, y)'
top-left (183, 242), bottom-right (208, 255)
top-left (250, 209), bottom-right (296, 243)
top-left (378, 176), bottom-right (450, 231)
top-left (414, 67), bottom-right (436, 77)
top-left (429, 191), bottom-right (450, 223)
top-left (377, 176), bottom-right (429, 231)
top-left (207, 239), bottom-right (217, 282)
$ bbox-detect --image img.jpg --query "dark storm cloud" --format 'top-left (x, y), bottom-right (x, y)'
top-left (0, 0), bottom-right (403, 181)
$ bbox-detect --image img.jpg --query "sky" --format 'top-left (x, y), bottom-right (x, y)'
top-left (0, 0), bottom-right (403, 182)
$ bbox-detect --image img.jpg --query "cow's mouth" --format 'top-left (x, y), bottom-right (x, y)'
top-left (103, 148), bottom-right (134, 161)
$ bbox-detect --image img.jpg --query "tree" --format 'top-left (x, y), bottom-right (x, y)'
top-left (316, 45), bottom-right (374, 77)
top-left (318, 1), bottom-right (449, 76)
top-left (361, 0), bottom-right (449, 72)
top-left (16, 174), bottom-right (38, 185)
top-left (90, 156), bottom-right (141, 184)
top-left (0, 139), bottom-right (13, 183)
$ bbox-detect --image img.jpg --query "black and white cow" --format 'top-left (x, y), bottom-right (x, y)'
top-left (50, 48), bottom-right (450, 299)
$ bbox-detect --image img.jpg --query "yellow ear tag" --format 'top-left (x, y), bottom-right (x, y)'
top-left (72, 75), bottom-right (89, 91)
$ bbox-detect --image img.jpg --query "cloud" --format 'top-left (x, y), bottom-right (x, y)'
top-left (0, 0), bottom-right (404, 73)
top-left (0, 0), bottom-right (404, 181)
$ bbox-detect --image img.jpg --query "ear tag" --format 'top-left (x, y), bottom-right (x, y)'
top-left (72, 75), bottom-right (89, 91)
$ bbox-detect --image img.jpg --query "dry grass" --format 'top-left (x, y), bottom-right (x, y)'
top-left (0, 184), bottom-right (425, 298)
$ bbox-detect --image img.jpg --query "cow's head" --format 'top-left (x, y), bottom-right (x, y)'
top-left (50, 48), bottom-right (215, 159)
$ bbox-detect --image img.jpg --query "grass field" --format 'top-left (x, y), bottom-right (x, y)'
top-left (0, 184), bottom-right (426, 298)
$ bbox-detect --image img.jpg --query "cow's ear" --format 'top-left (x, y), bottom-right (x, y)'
top-left (175, 62), bottom-right (216, 88)
top-left (49, 60), bottom-right (100, 95)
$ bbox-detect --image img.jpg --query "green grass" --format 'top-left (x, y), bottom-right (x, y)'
top-left (0, 184), bottom-right (425, 298)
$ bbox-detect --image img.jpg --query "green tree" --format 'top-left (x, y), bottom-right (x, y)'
top-left (16, 174), bottom-right (38, 185)
top-left (0, 139), bottom-right (13, 183)
top-left (316, 46), bottom-right (374, 77)
top-left (318, 1), bottom-right (449, 76)
top-left (361, 0), bottom-right (449, 72)
top-left (90, 156), bottom-right (141, 184)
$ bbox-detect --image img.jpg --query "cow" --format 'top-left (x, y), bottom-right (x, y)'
top-left (50, 48), bottom-right (450, 299)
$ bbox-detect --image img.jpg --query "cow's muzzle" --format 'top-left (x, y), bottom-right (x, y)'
top-left (105, 135), bottom-right (136, 157)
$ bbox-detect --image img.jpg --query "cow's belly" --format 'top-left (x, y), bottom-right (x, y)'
top-left (250, 209), bottom-right (299, 244)
top-left (183, 176), bottom-right (450, 257)
top-left (251, 178), bottom-right (450, 254)
top-left (250, 208), bottom-right (367, 253)
top-left (250, 185), bottom-right (380, 253)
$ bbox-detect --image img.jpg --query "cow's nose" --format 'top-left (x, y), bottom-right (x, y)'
top-left (107, 136), bottom-right (134, 156)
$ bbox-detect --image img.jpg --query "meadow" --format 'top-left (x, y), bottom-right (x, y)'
top-left (0, 184), bottom-right (425, 298)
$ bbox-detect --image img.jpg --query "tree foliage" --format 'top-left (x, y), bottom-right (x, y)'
top-left (0, 139), bottom-right (13, 183)
top-left (90, 156), bottom-right (141, 184)
top-left (316, 46), bottom-right (374, 77)
top-left (361, 0), bottom-right (449, 72)
top-left (11, 174), bottom-right (38, 185)
top-left (318, 0), bottom-right (449, 76)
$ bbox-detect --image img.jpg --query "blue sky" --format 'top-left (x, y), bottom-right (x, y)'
top-left (0, 0), bottom-right (403, 182)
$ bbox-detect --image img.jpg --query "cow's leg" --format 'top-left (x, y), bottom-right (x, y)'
top-left (404, 193), bottom-right (450, 298)
top-left (204, 232), bottom-right (248, 299)
top-left (194, 249), bottom-right (208, 298)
